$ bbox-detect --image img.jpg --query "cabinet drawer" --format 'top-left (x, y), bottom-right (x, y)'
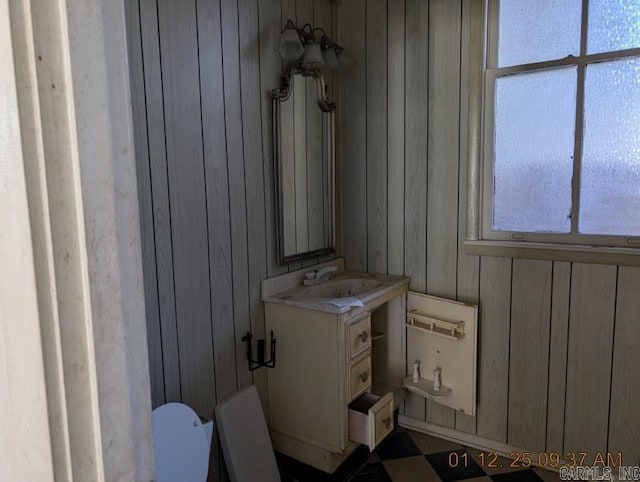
top-left (347, 313), bottom-right (371, 360)
top-left (348, 392), bottom-right (394, 451)
top-left (348, 354), bottom-right (371, 401)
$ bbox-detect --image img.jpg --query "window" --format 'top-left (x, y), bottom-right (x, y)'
top-left (474, 0), bottom-right (640, 257)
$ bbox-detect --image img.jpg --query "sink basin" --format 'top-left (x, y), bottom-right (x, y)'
top-left (262, 267), bottom-right (410, 314)
top-left (291, 278), bottom-right (382, 299)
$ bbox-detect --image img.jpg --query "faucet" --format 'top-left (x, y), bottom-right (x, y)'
top-left (303, 265), bottom-right (338, 285)
top-left (315, 265), bottom-right (338, 282)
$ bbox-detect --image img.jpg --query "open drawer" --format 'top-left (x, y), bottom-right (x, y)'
top-left (348, 392), bottom-right (394, 451)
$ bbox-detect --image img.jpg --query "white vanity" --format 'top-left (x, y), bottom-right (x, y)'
top-left (262, 259), bottom-right (477, 473)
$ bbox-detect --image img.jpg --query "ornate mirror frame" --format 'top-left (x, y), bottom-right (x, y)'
top-left (272, 67), bottom-right (336, 264)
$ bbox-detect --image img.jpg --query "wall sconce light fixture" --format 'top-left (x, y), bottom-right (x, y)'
top-left (279, 19), bottom-right (351, 72)
top-left (275, 20), bottom-right (352, 111)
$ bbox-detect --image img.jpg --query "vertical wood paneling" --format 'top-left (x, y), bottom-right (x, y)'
top-left (314, 0), bottom-right (333, 90)
top-left (282, 0), bottom-right (296, 31)
top-left (126, 0), bottom-right (165, 408)
top-left (366, 0), bottom-right (388, 274)
top-left (340, 0), bottom-right (367, 271)
top-left (508, 259), bottom-right (552, 451)
top-left (238, 0), bottom-right (270, 414)
top-left (403, 0), bottom-right (429, 421)
top-left (426, 0), bottom-right (460, 299)
top-left (220, 0), bottom-right (253, 391)
top-left (476, 257), bottom-right (511, 442)
top-left (387, 0), bottom-right (405, 277)
top-left (404, 0), bottom-right (428, 293)
top-left (195, 1), bottom-right (236, 478)
top-left (455, 0), bottom-right (479, 434)
top-left (546, 261), bottom-right (571, 453)
top-left (139, 0), bottom-right (181, 402)
top-left (315, 0), bottom-right (335, 109)
top-left (157, 0), bottom-right (216, 415)
top-left (608, 267), bottom-right (640, 463)
top-left (130, 2), bottom-right (341, 480)
top-left (564, 263), bottom-right (616, 457)
top-left (130, 0), bottom-right (640, 468)
top-left (424, 0), bottom-right (461, 428)
top-left (196, 0), bottom-right (236, 403)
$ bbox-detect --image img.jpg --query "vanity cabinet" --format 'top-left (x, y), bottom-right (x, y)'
top-left (264, 301), bottom-right (399, 472)
top-left (262, 259), bottom-right (477, 474)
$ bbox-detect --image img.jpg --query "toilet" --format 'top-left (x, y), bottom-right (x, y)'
top-left (152, 386), bottom-right (279, 482)
top-left (152, 402), bottom-right (214, 481)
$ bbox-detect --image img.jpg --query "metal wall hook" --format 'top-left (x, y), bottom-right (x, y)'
top-left (241, 331), bottom-right (276, 371)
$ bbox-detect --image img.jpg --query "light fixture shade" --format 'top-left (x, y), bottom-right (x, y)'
top-left (302, 43), bottom-right (324, 69)
top-left (322, 47), bottom-right (340, 71)
top-left (279, 28), bottom-right (304, 62)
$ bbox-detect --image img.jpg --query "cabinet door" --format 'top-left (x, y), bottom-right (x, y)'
top-left (405, 291), bottom-right (478, 416)
top-left (266, 304), bottom-right (346, 451)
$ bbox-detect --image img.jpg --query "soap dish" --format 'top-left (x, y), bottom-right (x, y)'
top-left (403, 377), bottom-right (451, 399)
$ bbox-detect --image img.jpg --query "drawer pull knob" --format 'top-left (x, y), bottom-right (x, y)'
top-left (359, 331), bottom-right (368, 343)
top-left (383, 417), bottom-right (391, 429)
top-left (359, 371), bottom-right (369, 383)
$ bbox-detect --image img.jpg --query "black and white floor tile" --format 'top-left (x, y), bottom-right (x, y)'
top-left (277, 428), bottom-right (562, 482)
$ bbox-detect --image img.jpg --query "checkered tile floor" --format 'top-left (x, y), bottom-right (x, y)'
top-left (277, 428), bottom-right (562, 482)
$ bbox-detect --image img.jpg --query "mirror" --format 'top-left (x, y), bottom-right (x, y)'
top-left (273, 69), bottom-right (335, 264)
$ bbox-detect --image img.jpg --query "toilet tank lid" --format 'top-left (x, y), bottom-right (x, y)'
top-left (215, 385), bottom-right (280, 482)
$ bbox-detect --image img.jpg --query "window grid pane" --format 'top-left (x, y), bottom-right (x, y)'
top-left (579, 57), bottom-right (640, 236)
top-left (486, 1), bottom-right (640, 245)
top-left (587, 0), bottom-right (640, 54)
top-left (493, 67), bottom-right (577, 233)
top-left (498, 0), bottom-right (581, 67)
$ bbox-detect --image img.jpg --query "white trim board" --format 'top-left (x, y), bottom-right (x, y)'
top-left (3, 0), bottom-right (154, 479)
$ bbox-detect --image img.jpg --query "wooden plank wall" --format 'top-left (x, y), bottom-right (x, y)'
top-left (125, 0), bottom-right (338, 479)
top-left (339, 0), bottom-right (640, 462)
top-left (126, 0), bottom-right (640, 466)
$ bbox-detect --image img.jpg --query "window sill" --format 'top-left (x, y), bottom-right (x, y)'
top-left (464, 240), bottom-right (640, 267)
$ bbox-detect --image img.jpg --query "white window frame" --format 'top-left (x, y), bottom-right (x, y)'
top-left (465, 0), bottom-right (640, 266)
